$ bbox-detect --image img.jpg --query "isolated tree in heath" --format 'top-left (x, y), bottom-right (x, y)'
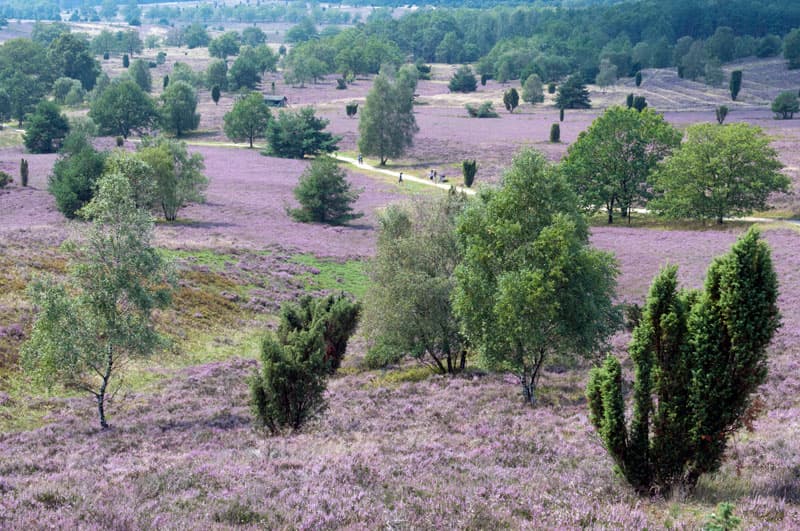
top-left (160, 80), bottom-right (200, 137)
top-left (363, 192), bottom-right (470, 374)
top-left (556, 74), bottom-right (591, 109)
top-left (503, 87), bottom-right (519, 113)
top-left (265, 107), bottom-right (340, 159)
top-left (522, 73), bottom-right (544, 104)
top-left (561, 106), bottom-right (681, 224)
top-left (454, 149), bottom-right (619, 405)
top-left (358, 70), bottom-right (418, 165)
top-left (289, 156), bottom-right (362, 225)
top-left (206, 59), bottom-right (228, 92)
top-left (652, 123), bottom-right (789, 224)
top-left (224, 92), bottom-right (271, 148)
top-left (729, 70), bottom-right (743, 101)
top-left (448, 65), bottom-right (477, 93)
top-left (587, 228), bottom-right (780, 494)
top-left (715, 105), bottom-right (729, 124)
top-left (211, 86), bottom-right (220, 105)
top-left (89, 79), bottom-right (157, 139)
top-left (771, 91), bottom-right (800, 119)
top-left (22, 172), bottom-right (174, 429)
top-left (137, 136), bottom-right (208, 221)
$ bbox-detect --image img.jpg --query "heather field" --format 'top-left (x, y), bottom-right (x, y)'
top-left (3, 27), bottom-right (800, 529)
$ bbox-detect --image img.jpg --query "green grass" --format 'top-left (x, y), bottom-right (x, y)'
top-left (290, 254), bottom-right (369, 298)
top-left (159, 248), bottom-right (240, 272)
top-left (0, 127), bottom-right (23, 148)
top-left (588, 211), bottom-right (754, 231)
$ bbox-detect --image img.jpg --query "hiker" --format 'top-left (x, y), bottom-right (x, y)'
top-left (398, 171), bottom-right (403, 183)
top-left (440, 173), bottom-right (447, 183)
top-left (429, 169), bottom-right (434, 180)
top-left (433, 170), bottom-right (438, 181)
top-left (358, 154), bottom-right (363, 164)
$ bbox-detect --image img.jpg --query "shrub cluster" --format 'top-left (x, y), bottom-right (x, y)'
top-left (465, 101), bottom-right (498, 118)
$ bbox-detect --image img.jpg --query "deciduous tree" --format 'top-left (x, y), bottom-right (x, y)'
top-left (160, 80), bottom-right (200, 137)
top-left (89, 79), bottom-right (157, 138)
top-left (358, 70), bottom-right (418, 165)
top-left (223, 91), bottom-right (271, 148)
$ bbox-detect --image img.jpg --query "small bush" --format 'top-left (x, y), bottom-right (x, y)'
top-left (703, 502), bottom-right (741, 531)
top-left (559, 107), bottom-right (565, 122)
top-left (548, 82), bottom-right (556, 94)
top-left (115, 136), bottom-right (124, 147)
top-left (462, 159), bottom-right (477, 187)
top-left (103, 51), bottom-right (109, 60)
top-left (122, 54), bottom-right (129, 68)
top-left (549, 123), bottom-right (560, 142)
top-left (213, 500), bottom-right (263, 525)
top-left (345, 102), bottom-right (358, 118)
top-left (0, 171), bottom-right (12, 188)
top-left (211, 86), bottom-right (220, 105)
top-left (633, 96), bottom-right (648, 112)
top-left (626, 93), bottom-right (634, 108)
top-left (250, 328), bottom-right (328, 435)
top-left (465, 101), bottom-right (498, 118)
top-left (449, 65), bottom-right (477, 93)
top-left (623, 303), bottom-right (642, 331)
top-left (364, 340), bottom-right (405, 369)
top-left (772, 91), bottom-right (799, 119)
top-left (336, 78), bottom-right (347, 90)
top-left (716, 105), bottom-right (729, 124)
top-left (20, 159), bottom-right (28, 187)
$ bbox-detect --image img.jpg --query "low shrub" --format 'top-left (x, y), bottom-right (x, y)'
top-left (462, 159), bottom-right (477, 187)
top-left (0, 171), bottom-right (12, 188)
top-left (550, 123), bottom-right (560, 142)
top-left (465, 101), bottom-right (498, 118)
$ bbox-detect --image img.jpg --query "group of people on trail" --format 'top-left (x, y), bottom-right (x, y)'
top-left (429, 169), bottom-right (447, 183)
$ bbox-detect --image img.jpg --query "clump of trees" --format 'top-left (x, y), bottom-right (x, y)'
top-left (89, 79), bottom-right (157, 139)
top-left (652, 123), bottom-right (789, 223)
top-left (771, 91), bottom-right (799, 119)
top-left (265, 107), bottom-right (340, 159)
top-left (454, 149), bottom-right (619, 404)
top-left (288, 156), bottom-right (362, 225)
top-left (587, 228), bottom-right (780, 494)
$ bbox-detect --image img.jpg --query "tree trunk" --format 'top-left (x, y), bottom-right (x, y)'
top-left (607, 209), bottom-right (614, 224)
top-left (459, 350), bottom-right (466, 371)
top-left (97, 347), bottom-right (113, 429)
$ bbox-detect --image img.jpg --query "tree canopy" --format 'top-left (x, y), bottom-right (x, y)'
top-left (160, 80), bottom-right (200, 137)
top-left (223, 92), bottom-right (271, 148)
top-left (264, 107), bottom-right (340, 159)
top-left (89, 79), bottom-right (157, 139)
top-left (288, 156), bottom-right (362, 225)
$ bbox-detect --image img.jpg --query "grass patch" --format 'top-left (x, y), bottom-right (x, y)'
top-left (0, 127), bottom-right (23, 148)
top-left (367, 366), bottom-right (435, 388)
top-left (290, 254), bottom-right (369, 298)
top-left (160, 248), bottom-right (238, 272)
top-left (589, 212), bottom-right (754, 231)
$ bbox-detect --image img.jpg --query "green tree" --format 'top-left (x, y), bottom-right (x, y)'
top-left (704, 58), bottom-right (724, 87)
top-left (160, 80), bottom-right (200, 137)
top-left (53, 77), bottom-right (81, 104)
top-left (228, 46), bottom-right (263, 90)
top-left (122, 53), bottom-right (129, 68)
top-left (89, 79), bottom-right (157, 138)
top-left (0, 39), bottom-right (53, 124)
top-left (241, 26), bottom-right (267, 46)
top-left (22, 172), bottom-right (174, 429)
top-left (104, 149), bottom-right (157, 211)
top-left (715, 105), bottom-right (729, 125)
top-left (129, 58), bottom-right (152, 92)
top-left (357, 71), bottom-right (418, 166)
top-left (277, 294), bottom-right (361, 374)
top-left (596, 59), bottom-right (618, 91)
top-left (771, 91), bottom-right (800, 119)
top-left (183, 24), bottom-right (210, 49)
top-left (453, 149), bottom-right (619, 404)
top-left (208, 31), bottom-right (240, 59)
top-left (137, 136), bottom-right (207, 221)
top-left (205, 59), bottom-right (228, 91)
top-left (170, 62), bottom-right (200, 87)
top-left (211, 86), bottom-right (220, 105)
top-left (48, 132), bottom-right (107, 218)
top-left (680, 41), bottom-right (706, 80)
top-left (652, 123), bottom-right (790, 223)
top-left (265, 107), bottom-right (340, 159)
top-left (521, 73), bottom-right (544, 104)
top-left (250, 326), bottom-right (328, 435)
top-left (288, 156), bottom-right (362, 225)
top-left (561, 106), bottom-right (681, 224)
top-left (448, 65), bottom-right (477, 93)
top-left (47, 33), bottom-right (100, 91)
top-left (462, 159), bottom-right (477, 187)
top-left (363, 192), bottom-right (469, 373)
top-left (503, 87), bottom-right (519, 113)
top-left (784, 28), bottom-right (800, 69)
top-left (224, 91), bottom-right (271, 148)
top-left (556, 74), bottom-right (591, 109)
top-left (24, 101), bottom-right (70, 154)
top-left (283, 46), bottom-right (328, 88)
top-left (730, 70), bottom-right (743, 101)
top-left (587, 228), bottom-right (779, 493)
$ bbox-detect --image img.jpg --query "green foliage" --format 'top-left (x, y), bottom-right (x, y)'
top-left (345, 102), bottom-right (358, 118)
top-left (103, 150), bottom-right (157, 211)
top-left (170, 62), bottom-right (201, 87)
top-left (363, 192), bottom-right (469, 374)
top-left (160, 80), bottom-right (200, 137)
top-left (522, 74), bottom-right (544, 104)
top-left (22, 172), bottom-right (175, 429)
top-left (89, 79), bottom-right (157, 139)
top-left (503, 87), bottom-right (519, 113)
top-left (47, 33), bottom-right (100, 91)
top-left (785, 29), bottom-right (800, 69)
top-left (223, 92), bottom-right (271, 148)
top-left (122, 53), bottom-right (129, 68)
top-left (357, 71), bottom-right (418, 165)
top-left (20, 158), bottom-right (28, 187)
top-left (704, 502), bottom-right (742, 531)
top-left (635, 71), bottom-right (642, 87)
top-left (595, 59), bottom-right (618, 89)
top-left (129, 59), bottom-right (152, 92)
top-left (462, 159), bottom-right (477, 187)
top-left (448, 65), bottom-right (477, 93)
top-left (211, 86), bottom-right (220, 105)
top-left (454, 149), bottom-right (619, 404)
top-left (0, 171), bottom-right (12, 188)
top-left (250, 327), bottom-right (328, 435)
top-left (652, 123), bottom-right (790, 223)
top-left (626, 93), bottom-right (634, 109)
top-left (241, 26), bottom-right (267, 47)
top-left (556, 74), bottom-right (591, 109)
top-left (288, 156), bottom-right (362, 225)
top-left (549, 123), bottom-right (560, 142)
top-left (559, 107), bottom-right (565, 122)
top-left (587, 229), bottom-right (780, 493)
top-left (208, 31), bottom-right (240, 59)
top-left (23, 101), bottom-right (69, 154)
top-left (137, 136), bottom-right (208, 221)
top-left (163, 75), bottom-right (169, 89)
top-left (206, 59), bottom-right (228, 91)
top-left (771, 91), bottom-right (800, 119)
top-left (0, 38), bottom-right (51, 124)
top-left (277, 294), bottom-right (361, 374)
top-left (465, 102), bottom-right (498, 118)
top-left (704, 59), bottom-right (724, 87)
top-left (561, 106), bottom-right (681, 224)
top-left (48, 133), bottom-right (106, 218)
top-left (730, 70), bottom-right (743, 101)
top-left (548, 82), bottom-right (556, 94)
top-left (183, 24), bottom-right (210, 49)
top-left (633, 96), bottom-right (647, 112)
top-left (715, 105), bottom-right (729, 125)
top-left (53, 77), bottom-right (81, 104)
top-left (265, 107), bottom-right (340, 159)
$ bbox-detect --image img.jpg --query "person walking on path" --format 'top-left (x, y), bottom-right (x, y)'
top-left (358, 154), bottom-right (363, 164)
top-left (399, 171), bottom-right (403, 183)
